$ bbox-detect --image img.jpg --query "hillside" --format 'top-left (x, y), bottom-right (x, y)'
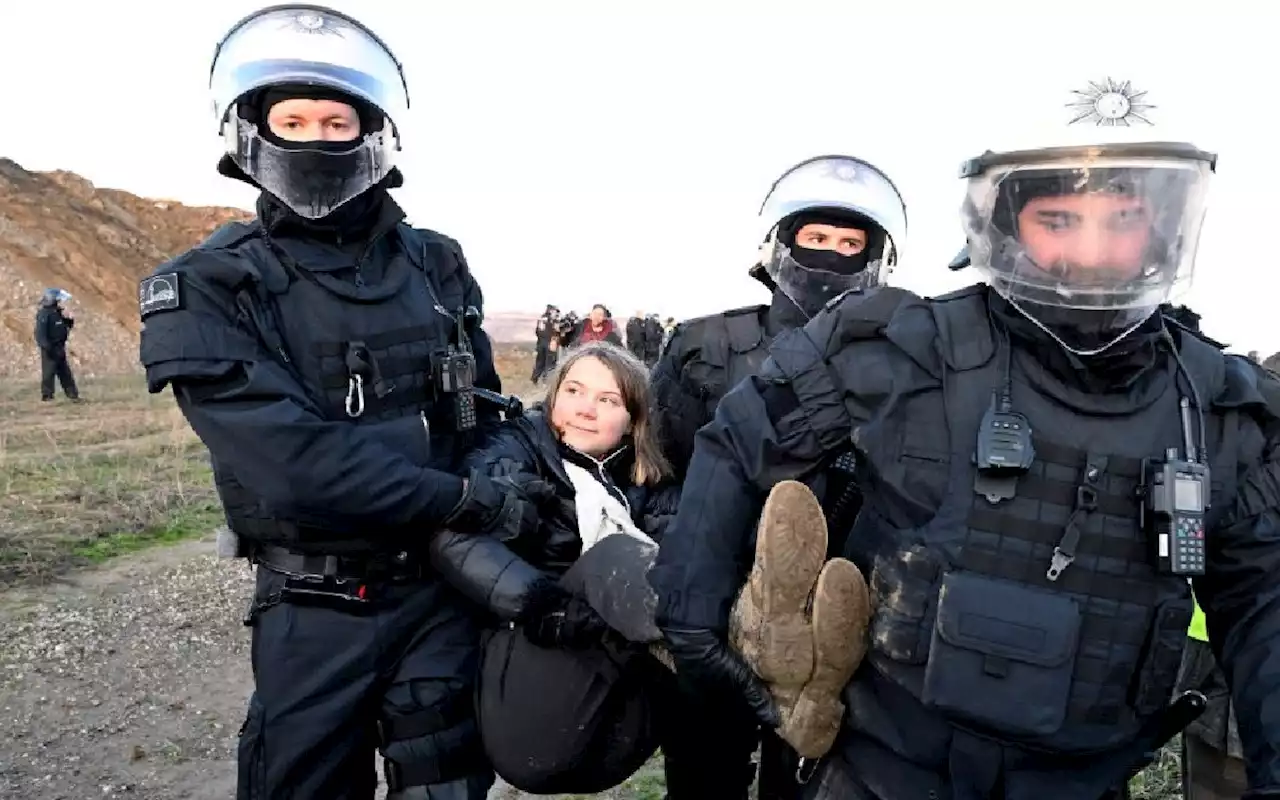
top-left (0, 159), bottom-right (252, 379)
top-left (0, 159), bottom-right (539, 380)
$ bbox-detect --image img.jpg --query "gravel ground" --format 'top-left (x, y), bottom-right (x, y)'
top-left (0, 538), bottom-right (248, 799)
top-left (0, 532), bottom-right (1177, 800)
top-left (0, 536), bottom-right (646, 800)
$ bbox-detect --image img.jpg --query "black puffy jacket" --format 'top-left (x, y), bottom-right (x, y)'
top-left (430, 409), bottom-right (680, 622)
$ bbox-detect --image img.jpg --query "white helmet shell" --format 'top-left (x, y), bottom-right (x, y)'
top-left (757, 155), bottom-right (908, 263)
top-left (209, 4), bottom-right (410, 137)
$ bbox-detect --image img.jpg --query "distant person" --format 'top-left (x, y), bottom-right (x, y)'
top-left (642, 313), bottom-right (663, 367)
top-left (533, 304), bottom-right (560, 383)
top-left (577, 304), bottom-right (623, 346)
top-left (558, 310), bottom-right (582, 349)
top-left (34, 287), bottom-right (80, 402)
top-left (626, 311), bottom-right (647, 360)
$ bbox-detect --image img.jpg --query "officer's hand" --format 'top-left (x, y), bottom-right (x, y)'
top-left (520, 579), bottom-right (608, 649)
top-left (443, 469), bottom-right (556, 542)
top-left (661, 624), bottom-right (780, 729)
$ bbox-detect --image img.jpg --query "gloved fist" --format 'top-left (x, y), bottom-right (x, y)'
top-left (443, 469), bottom-right (556, 543)
top-left (521, 579), bottom-right (608, 649)
top-left (662, 624), bottom-right (780, 729)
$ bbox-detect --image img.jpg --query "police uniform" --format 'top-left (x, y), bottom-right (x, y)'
top-left (139, 6), bottom-right (551, 798)
top-left (651, 137), bottom-right (1280, 799)
top-left (34, 288), bottom-right (80, 401)
top-left (654, 282), bottom-right (1280, 798)
top-left (649, 155), bottom-right (907, 799)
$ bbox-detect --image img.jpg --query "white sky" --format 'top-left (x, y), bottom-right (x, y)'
top-left (2, 1), bottom-right (1275, 352)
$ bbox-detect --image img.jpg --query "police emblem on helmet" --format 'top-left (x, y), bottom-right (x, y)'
top-left (833, 163), bottom-right (859, 182)
top-left (288, 11), bottom-right (342, 36)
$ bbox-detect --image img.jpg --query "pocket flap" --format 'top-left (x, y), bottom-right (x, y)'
top-left (935, 572), bottom-right (1080, 668)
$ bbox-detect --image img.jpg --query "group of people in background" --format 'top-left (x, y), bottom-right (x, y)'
top-left (532, 302), bottom-right (675, 383)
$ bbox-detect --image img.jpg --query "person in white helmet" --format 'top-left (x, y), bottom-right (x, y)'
top-left (648, 155), bottom-right (905, 799)
top-left (653, 91), bottom-right (1280, 799)
top-left (138, 5), bottom-right (556, 798)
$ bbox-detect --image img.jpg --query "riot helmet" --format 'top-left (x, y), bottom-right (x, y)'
top-left (208, 4), bottom-right (410, 219)
top-left (41, 288), bottom-right (71, 308)
top-left (960, 85), bottom-right (1216, 356)
top-left (755, 155), bottom-right (907, 319)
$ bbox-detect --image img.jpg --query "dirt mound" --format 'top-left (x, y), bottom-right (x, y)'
top-left (0, 158), bottom-right (543, 382)
top-left (0, 158), bottom-right (251, 379)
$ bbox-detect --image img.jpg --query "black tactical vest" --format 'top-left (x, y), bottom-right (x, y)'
top-left (836, 287), bottom-right (1241, 754)
top-left (200, 221), bottom-right (475, 555)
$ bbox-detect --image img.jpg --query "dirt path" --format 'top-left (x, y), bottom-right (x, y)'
top-left (0, 537), bottom-right (248, 799)
top-left (0, 537), bottom-right (652, 800)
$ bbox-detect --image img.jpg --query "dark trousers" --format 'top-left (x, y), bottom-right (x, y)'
top-left (1183, 734), bottom-right (1247, 800)
top-left (40, 349), bottom-right (78, 400)
top-left (237, 567), bottom-right (493, 800)
top-left (531, 344), bottom-right (553, 383)
top-left (657, 673), bottom-right (805, 800)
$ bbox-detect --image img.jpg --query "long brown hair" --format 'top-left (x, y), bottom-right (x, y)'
top-left (542, 341), bottom-right (671, 486)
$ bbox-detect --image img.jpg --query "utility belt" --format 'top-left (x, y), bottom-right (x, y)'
top-left (246, 544), bottom-right (430, 616)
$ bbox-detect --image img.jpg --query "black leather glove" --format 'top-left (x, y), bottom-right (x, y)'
top-left (520, 579), bottom-right (608, 649)
top-left (443, 469), bottom-right (556, 542)
top-left (662, 624), bottom-right (780, 729)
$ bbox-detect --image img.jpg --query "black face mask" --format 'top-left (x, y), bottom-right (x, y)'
top-left (788, 246), bottom-right (871, 276)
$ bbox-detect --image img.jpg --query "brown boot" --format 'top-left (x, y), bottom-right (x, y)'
top-left (776, 557), bottom-right (870, 759)
top-left (729, 480), bottom-right (829, 690)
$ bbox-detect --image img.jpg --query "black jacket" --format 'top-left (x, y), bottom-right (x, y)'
top-left (431, 410), bottom-right (680, 622)
top-left (34, 306), bottom-right (74, 353)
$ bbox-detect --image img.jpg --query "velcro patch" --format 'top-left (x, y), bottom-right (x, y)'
top-left (139, 273), bottom-right (182, 319)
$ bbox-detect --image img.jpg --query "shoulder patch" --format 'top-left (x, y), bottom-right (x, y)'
top-left (139, 273), bottom-right (183, 319)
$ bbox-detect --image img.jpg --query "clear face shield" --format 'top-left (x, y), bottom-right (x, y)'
top-left (960, 143), bottom-right (1215, 355)
top-left (757, 156), bottom-right (907, 318)
top-left (208, 6), bottom-right (410, 219)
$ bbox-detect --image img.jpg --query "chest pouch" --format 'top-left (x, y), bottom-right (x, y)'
top-left (922, 571), bottom-right (1081, 738)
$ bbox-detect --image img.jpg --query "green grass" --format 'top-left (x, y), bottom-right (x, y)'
top-left (0, 374), bottom-right (220, 585)
top-left (70, 502), bottom-right (224, 563)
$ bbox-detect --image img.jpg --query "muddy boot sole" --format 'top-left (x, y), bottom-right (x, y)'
top-left (730, 480), bottom-right (828, 688)
top-left (778, 557), bottom-right (871, 759)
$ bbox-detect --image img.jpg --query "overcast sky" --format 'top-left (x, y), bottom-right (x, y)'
top-left (2, 1), bottom-right (1274, 352)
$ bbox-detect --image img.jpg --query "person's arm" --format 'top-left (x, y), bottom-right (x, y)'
top-left (650, 288), bottom-right (911, 726)
top-left (1196, 371), bottom-right (1280, 794)
top-left (33, 312), bottom-right (50, 350)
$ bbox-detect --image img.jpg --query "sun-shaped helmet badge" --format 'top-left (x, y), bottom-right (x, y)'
top-left (1066, 78), bottom-right (1155, 127)
top-left (283, 10), bottom-right (346, 37)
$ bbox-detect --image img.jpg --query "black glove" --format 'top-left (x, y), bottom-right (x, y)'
top-left (662, 624), bottom-right (780, 729)
top-left (520, 579), bottom-right (608, 649)
top-left (443, 469), bottom-right (556, 543)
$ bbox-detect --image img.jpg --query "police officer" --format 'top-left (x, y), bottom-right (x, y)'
top-left (34, 287), bottom-right (80, 402)
top-left (138, 6), bottom-right (553, 798)
top-left (651, 120), bottom-right (1280, 798)
top-left (649, 155), bottom-right (907, 799)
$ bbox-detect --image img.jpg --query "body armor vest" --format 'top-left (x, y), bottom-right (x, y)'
top-left (837, 288), bottom-right (1241, 755)
top-left (204, 222), bottom-right (473, 555)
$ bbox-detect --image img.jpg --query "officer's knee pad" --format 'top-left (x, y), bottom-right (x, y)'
top-left (380, 707), bottom-right (490, 795)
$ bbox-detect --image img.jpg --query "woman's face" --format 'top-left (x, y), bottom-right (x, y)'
top-left (551, 356), bottom-right (632, 458)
